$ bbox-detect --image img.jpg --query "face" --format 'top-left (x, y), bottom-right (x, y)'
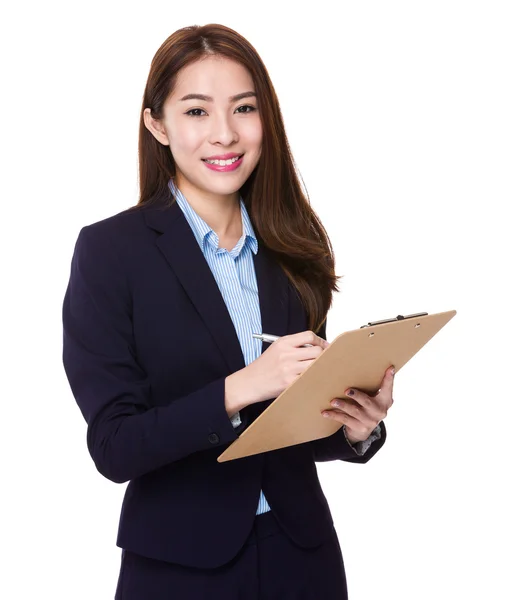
top-left (144, 55), bottom-right (263, 203)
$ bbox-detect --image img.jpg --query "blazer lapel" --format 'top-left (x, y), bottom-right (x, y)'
top-left (253, 244), bottom-right (289, 343)
top-left (143, 199), bottom-right (289, 377)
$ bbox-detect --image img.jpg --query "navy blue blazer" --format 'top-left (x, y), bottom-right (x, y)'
top-left (62, 190), bottom-right (386, 569)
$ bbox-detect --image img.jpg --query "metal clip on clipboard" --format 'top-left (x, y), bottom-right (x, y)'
top-left (360, 312), bottom-right (429, 328)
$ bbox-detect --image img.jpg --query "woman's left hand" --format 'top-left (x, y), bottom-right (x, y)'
top-left (322, 365), bottom-right (395, 444)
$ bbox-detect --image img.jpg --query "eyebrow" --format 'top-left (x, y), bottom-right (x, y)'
top-left (178, 91), bottom-right (257, 103)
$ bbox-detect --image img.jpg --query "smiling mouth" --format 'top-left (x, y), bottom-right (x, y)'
top-left (201, 154), bottom-right (244, 165)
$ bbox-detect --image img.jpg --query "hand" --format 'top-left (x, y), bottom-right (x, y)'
top-left (225, 330), bottom-right (329, 412)
top-left (322, 365), bottom-right (395, 444)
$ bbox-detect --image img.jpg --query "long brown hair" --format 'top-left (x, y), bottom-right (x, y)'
top-left (137, 24), bottom-right (341, 333)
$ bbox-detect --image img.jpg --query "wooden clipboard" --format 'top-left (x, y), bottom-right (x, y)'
top-left (217, 309), bottom-right (456, 462)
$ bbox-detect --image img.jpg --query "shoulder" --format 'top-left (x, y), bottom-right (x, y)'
top-left (81, 204), bottom-right (150, 240)
top-left (77, 201), bottom-right (164, 249)
top-left (71, 204), bottom-right (157, 275)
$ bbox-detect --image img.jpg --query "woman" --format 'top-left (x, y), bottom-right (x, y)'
top-left (62, 23), bottom-right (392, 599)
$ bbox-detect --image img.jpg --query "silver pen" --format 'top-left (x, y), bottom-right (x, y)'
top-left (252, 332), bottom-right (280, 343)
top-left (252, 333), bottom-right (313, 347)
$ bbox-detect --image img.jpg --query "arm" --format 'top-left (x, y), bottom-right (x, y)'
top-left (342, 423), bottom-right (383, 456)
top-left (312, 421), bottom-right (387, 463)
top-left (308, 318), bottom-right (387, 463)
top-left (62, 226), bottom-right (242, 484)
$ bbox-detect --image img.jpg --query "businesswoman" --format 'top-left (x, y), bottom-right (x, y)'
top-left (62, 23), bottom-right (393, 599)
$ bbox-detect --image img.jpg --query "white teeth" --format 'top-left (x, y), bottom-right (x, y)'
top-left (204, 155), bottom-right (241, 165)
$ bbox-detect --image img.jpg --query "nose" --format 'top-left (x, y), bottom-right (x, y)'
top-left (208, 110), bottom-right (239, 146)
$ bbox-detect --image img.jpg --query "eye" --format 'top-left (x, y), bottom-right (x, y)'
top-left (235, 104), bottom-right (257, 114)
top-left (185, 108), bottom-right (207, 117)
top-left (185, 105), bottom-right (257, 117)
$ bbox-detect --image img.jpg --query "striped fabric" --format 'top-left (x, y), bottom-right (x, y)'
top-left (168, 178), bottom-right (271, 515)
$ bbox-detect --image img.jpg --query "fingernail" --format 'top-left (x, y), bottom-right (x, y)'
top-left (347, 389), bottom-right (355, 396)
top-left (322, 412), bottom-right (330, 418)
top-left (391, 367), bottom-right (395, 376)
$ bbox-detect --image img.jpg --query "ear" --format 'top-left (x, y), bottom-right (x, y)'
top-left (143, 108), bottom-right (170, 146)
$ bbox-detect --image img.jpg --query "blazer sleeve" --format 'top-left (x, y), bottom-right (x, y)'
top-left (308, 317), bottom-right (387, 463)
top-left (62, 226), bottom-right (241, 484)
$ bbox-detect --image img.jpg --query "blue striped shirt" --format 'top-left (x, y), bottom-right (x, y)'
top-left (168, 178), bottom-right (271, 515)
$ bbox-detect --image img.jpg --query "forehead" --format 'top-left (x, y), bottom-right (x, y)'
top-left (169, 56), bottom-right (255, 101)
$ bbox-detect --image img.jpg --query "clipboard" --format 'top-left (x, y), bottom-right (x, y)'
top-left (217, 309), bottom-right (456, 462)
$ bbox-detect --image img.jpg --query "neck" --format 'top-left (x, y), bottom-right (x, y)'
top-left (174, 177), bottom-right (242, 239)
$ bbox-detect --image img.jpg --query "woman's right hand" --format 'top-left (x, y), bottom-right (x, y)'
top-left (225, 331), bottom-right (329, 414)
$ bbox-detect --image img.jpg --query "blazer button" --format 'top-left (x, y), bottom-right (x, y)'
top-left (208, 433), bottom-right (220, 444)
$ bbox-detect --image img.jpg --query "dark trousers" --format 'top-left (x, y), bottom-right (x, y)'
top-left (115, 510), bottom-right (348, 599)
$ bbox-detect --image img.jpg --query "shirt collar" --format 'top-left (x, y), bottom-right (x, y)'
top-left (168, 178), bottom-right (258, 256)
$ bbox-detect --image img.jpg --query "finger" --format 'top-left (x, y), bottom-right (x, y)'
top-left (343, 387), bottom-right (374, 412)
top-left (339, 388), bottom-right (388, 421)
top-left (330, 399), bottom-right (380, 428)
top-left (345, 366), bottom-right (394, 407)
top-left (375, 365), bottom-right (395, 408)
top-left (379, 365), bottom-right (395, 394)
top-left (322, 409), bottom-right (370, 435)
top-left (294, 345), bottom-right (325, 361)
top-left (288, 330), bottom-right (329, 349)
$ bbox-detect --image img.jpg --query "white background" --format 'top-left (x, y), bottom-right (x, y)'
top-left (2, 1), bottom-right (512, 598)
